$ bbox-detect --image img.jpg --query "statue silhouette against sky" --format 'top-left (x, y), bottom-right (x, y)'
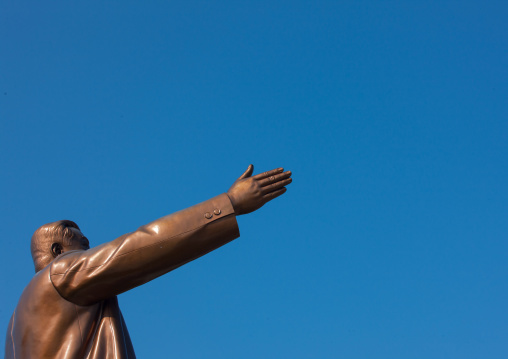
top-left (5, 165), bottom-right (292, 359)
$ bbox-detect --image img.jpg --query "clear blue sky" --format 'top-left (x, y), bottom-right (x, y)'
top-left (1, 1), bottom-right (507, 358)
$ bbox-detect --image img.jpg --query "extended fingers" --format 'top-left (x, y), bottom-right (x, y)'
top-left (262, 187), bottom-right (287, 202)
top-left (258, 171), bottom-right (292, 187)
top-left (252, 167), bottom-right (284, 180)
top-left (261, 178), bottom-right (292, 194)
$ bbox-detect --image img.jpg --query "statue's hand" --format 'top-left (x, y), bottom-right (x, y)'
top-left (227, 164), bottom-right (292, 215)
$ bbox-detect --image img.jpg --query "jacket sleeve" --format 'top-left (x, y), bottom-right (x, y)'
top-left (49, 194), bottom-right (240, 306)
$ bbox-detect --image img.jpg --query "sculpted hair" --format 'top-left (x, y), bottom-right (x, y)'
top-left (30, 220), bottom-right (80, 273)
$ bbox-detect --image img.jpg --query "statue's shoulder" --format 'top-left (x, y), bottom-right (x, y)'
top-left (18, 266), bottom-right (59, 306)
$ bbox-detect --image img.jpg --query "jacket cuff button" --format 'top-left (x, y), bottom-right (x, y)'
top-left (204, 212), bottom-right (213, 219)
top-left (213, 209), bottom-right (221, 215)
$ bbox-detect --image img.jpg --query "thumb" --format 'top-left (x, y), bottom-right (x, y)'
top-left (237, 164), bottom-right (254, 180)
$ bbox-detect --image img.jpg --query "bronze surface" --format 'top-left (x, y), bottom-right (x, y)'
top-left (5, 165), bottom-right (291, 359)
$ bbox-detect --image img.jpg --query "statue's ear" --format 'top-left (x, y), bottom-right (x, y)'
top-left (51, 243), bottom-right (63, 258)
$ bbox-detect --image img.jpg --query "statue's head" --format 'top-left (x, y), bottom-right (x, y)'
top-left (31, 220), bottom-right (90, 273)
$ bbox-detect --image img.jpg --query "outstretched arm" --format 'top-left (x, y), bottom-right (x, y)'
top-left (50, 165), bottom-right (292, 306)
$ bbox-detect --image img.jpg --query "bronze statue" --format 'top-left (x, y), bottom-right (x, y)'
top-left (5, 165), bottom-right (292, 359)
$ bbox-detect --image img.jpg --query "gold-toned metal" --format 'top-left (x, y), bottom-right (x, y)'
top-left (5, 165), bottom-right (292, 359)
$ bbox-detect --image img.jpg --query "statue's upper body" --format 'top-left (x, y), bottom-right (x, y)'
top-left (5, 165), bottom-right (292, 359)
